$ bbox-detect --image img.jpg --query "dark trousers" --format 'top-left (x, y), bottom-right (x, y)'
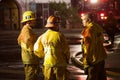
top-left (86, 61), bottom-right (107, 80)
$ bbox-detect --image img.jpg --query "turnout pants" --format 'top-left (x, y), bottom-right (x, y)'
top-left (43, 66), bottom-right (69, 80)
top-left (24, 64), bottom-right (40, 80)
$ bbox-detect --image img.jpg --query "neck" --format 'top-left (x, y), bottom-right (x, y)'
top-left (48, 27), bottom-right (59, 31)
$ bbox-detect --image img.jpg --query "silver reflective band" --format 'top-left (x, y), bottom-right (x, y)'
top-left (25, 16), bottom-right (31, 19)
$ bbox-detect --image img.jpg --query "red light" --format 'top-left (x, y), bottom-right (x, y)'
top-left (101, 16), bottom-right (104, 19)
top-left (81, 13), bottom-right (84, 17)
top-left (99, 12), bottom-right (108, 20)
top-left (100, 13), bottom-right (104, 17)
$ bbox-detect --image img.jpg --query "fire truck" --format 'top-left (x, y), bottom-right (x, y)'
top-left (80, 0), bottom-right (120, 45)
top-left (79, 0), bottom-right (120, 24)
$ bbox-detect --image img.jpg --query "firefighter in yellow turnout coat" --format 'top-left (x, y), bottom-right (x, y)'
top-left (17, 11), bottom-right (40, 80)
top-left (34, 15), bottom-right (70, 80)
top-left (81, 13), bottom-right (107, 80)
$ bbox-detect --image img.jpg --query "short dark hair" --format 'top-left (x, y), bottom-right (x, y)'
top-left (81, 12), bottom-right (94, 22)
top-left (88, 13), bottom-right (93, 21)
top-left (84, 12), bottom-right (93, 22)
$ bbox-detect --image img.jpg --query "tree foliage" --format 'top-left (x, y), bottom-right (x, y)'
top-left (49, 2), bottom-right (81, 28)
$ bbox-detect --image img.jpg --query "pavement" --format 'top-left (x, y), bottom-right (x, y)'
top-left (0, 28), bottom-right (120, 80)
top-left (0, 62), bottom-right (120, 80)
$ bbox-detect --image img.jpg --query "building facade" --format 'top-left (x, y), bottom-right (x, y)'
top-left (0, 0), bottom-right (70, 30)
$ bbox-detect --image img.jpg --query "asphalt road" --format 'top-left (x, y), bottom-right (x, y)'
top-left (0, 29), bottom-right (120, 80)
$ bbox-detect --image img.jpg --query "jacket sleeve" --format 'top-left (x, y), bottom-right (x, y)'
top-left (34, 36), bottom-right (44, 58)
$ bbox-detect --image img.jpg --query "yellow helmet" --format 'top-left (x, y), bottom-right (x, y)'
top-left (21, 11), bottom-right (35, 23)
top-left (45, 15), bottom-right (59, 27)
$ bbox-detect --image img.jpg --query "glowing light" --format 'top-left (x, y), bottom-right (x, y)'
top-left (101, 16), bottom-right (104, 19)
top-left (100, 13), bottom-right (105, 17)
top-left (81, 13), bottom-right (84, 17)
top-left (104, 16), bottom-right (107, 19)
top-left (90, 0), bottom-right (98, 3)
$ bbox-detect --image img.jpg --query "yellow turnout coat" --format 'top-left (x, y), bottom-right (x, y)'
top-left (81, 22), bottom-right (107, 68)
top-left (34, 29), bottom-right (70, 67)
top-left (17, 24), bottom-right (39, 64)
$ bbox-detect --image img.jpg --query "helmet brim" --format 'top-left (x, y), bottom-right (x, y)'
top-left (21, 18), bottom-right (36, 23)
top-left (45, 23), bottom-right (55, 27)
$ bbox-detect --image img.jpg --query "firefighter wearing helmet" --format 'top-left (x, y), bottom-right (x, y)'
top-left (17, 11), bottom-right (40, 80)
top-left (34, 15), bottom-right (70, 80)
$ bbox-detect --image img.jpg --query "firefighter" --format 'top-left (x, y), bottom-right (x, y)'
top-left (34, 15), bottom-right (70, 80)
top-left (81, 13), bottom-right (107, 80)
top-left (17, 11), bottom-right (40, 80)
